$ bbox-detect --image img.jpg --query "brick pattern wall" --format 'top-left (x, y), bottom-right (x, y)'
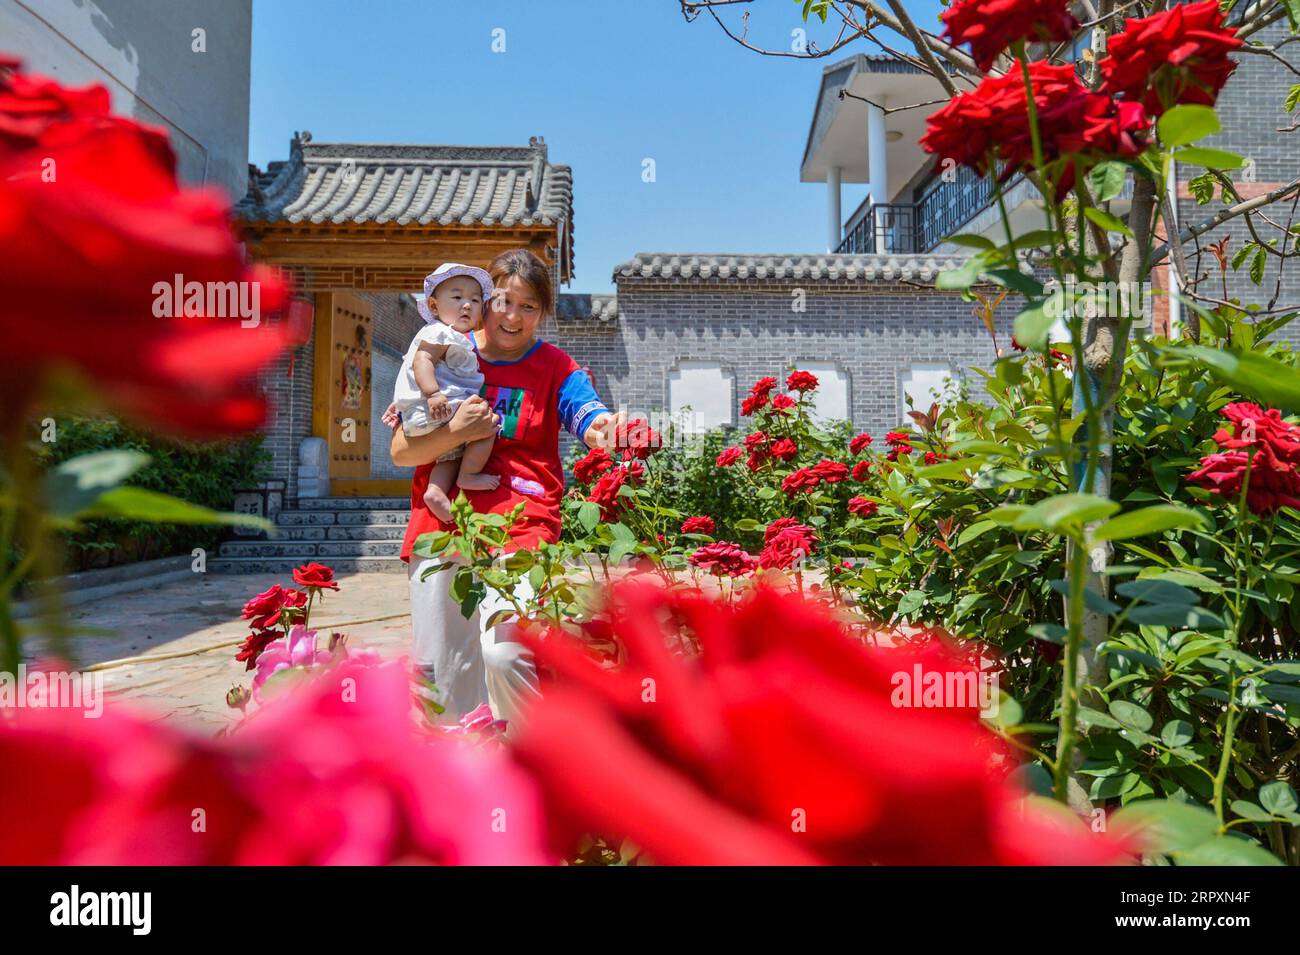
top-left (257, 310), bottom-right (314, 501)
top-left (1175, 19), bottom-right (1300, 345)
top-left (548, 277), bottom-right (1003, 440)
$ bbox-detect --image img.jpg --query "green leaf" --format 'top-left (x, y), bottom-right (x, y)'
top-left (1077, 706), bottom-right (1121, 729)
top-left (896, 590), bottom-right (927, 617)
top-left (1110, 800), bottom-right (1219, 854)
top-left (1230, 800), bottom-right (1274, 823)
top-left (1168, 345), bottom-right (1300, 412)
top-left (1093, 505), bottom-right (1206, 542)
top-left (1115, 578), bottom-right (1199, 606)
top-left (1157, 104), bottom-right (1221, 147)
top-left (956, 519), bottom-right (998, 546)
top-left (1084, 206), bottom-right (1133, 237)
top-left (1128, 604), bottom-right (1226, 629)
top-left (1087, 161), bottom-right (1128, 203)
top-left (608, 521), bottom-right (636, 542)
top-left (1109, 699), bottom-right (1154, 732)
top-left (43, 449), bottom-right (151, 518)
top-left (1286, 82), bottom-right (1300, 113)
top-left (1160, 719), bottom-right (1195, 747)
top-left (945, 233), bottom-right (995, 251)
top-left (1174, 146), bottom-right (1246, 169)
top-left (987, 268), bottom-right (1044, 298)
top-left (81, 487), bottom-right (272, 531)
top-left (1259, 781), bottom-right (1299, 815)
top-left (607, 539), bottom-right (636, 566)
top-left (1012, 304), bottom-right (1055, 350)
top-left (412, 531), bottom-right (452, 559)
top-left (936, 255), bottom-right (985, 290)
top-left (1179, 837), bottom-right (1283, 866)
top-left (1013, 493), bottom-right (1120, 535)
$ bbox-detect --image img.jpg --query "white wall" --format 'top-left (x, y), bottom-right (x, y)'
top-left (668, 361), bottom-right (735, 433)
top-left (799, 361), bottom-right (850, 423)
top-left (2, 0), bottom-right (252, 201)
top-left (900, 363), bottom-right (954, 421)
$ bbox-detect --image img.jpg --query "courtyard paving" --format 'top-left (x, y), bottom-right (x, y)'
top-left (22, 572), bottom-right (414, 734)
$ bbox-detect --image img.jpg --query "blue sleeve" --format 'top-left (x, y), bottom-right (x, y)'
top-left (557, 368), bottom-right (608, 440)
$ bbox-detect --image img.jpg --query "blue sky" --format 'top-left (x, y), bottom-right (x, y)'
top-left (250, 0), bottom-right (944, 292)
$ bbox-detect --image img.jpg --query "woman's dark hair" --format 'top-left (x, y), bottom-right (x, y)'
top-left (489, 249), bottom-right (554, 316)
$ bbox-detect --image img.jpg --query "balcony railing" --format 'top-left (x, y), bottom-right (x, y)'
top-left (836, 165), bottom-right (1021, 255)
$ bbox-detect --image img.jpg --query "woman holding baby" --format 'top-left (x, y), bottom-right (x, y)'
top-left (390, 248), bottom-right (621, 730)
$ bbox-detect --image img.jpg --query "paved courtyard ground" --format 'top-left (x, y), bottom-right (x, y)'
top-left (22, 573), bottom-right (414, 735)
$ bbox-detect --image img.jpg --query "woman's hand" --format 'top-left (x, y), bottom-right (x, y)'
top-left (391, 396), bottom-right (500, 467)
top-left (583, 410), bottom-right (626, 450)
top-left (448, 395), bottom-right (500, 443)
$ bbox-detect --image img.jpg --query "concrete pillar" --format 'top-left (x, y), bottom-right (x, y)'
top-left (867, 102), bottom-right (888, 243)
top-left (827, 165), bottom-right (842, 253)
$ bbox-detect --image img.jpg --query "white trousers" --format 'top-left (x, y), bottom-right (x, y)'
top-left (407, 555), bottom-right (541, 731)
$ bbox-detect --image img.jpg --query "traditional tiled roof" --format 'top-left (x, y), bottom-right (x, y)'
top-left (612, 253), bottom-right (973, 283)
top-left (237, 133), bottom-right (572, 229)
top-left (555, 293), bottom-right (618, 322)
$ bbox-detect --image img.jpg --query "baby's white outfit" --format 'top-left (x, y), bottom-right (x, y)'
top-left (393, 323), bottom-right (484, 454)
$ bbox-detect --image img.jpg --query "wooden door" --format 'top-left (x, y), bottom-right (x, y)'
top-left (312, 291), bottom-right (373, 491)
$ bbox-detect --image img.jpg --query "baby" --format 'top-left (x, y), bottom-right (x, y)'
top-left (393, 263), bottom-right (499, 520)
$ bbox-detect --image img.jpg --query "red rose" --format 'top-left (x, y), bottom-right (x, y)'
top-left (234, 629), bottom-right (279, 671)
top-left (1101, 0), bottom-right (1241, 116)
top-left (0, 61), bottom-right (292, 438)
top-left (750, 376), bottom-right (778, 398)
top-left (781, 468), bottom-right (821, 496)
top-left (849, 433), bottom-right (873, 455)
top-left (922, 62), bottom-right (1149, 200)
top-left (588, 463), bottom-right (644, 522)
top-left (0, 662), bottom-right (549, 864)
top-left (757, 531), bottom-right (812, 570)
top-left (886, 445), bottom-right (914, 462)
top-left (1187, 444), bottom-right (1300, 516)
top-left (715, 447), bottom-right (743, 468)
top-left (746, 452), bottom-right (767, 473)
top-left (852, 460), bottom-right (872, 482)
top-left (687, 542), bottom-right (758, 576)
top-left (848, 496), bottom-right (879, 518)
top-left (615, 418), bottom-right (662, 461)
top-left (574, 447), bottom-right (615, 484)
top-left (885, 431), bottom-right (912, 446)
top-left (744, 431), bottom-right (769, 451)
top-left (770, 394), bottom-right (797, 414)
top-left (769, 437), bottom-right (798, 461)
top-left (514, 583), bottom-right (1131, 865)
top-left (241, 584), bottom-right (297, 631)
top-left (811, 459), bottom-right (849, 484)
top-left (1214, 402), bottom-right (1300, 465)
top-left (923, 452), bottom-right (942, 466)
top-left (941, 0), bottom-right (1079, 74)
top-left (293, 562), bottom-right (339, 591)
top-left (786, 370), bottom-right (819, 393)
top-left (680, 516), bottom-right (716, 536)
top-left (763, 518), bottom-right (816, 551)
top-left (741, 394), bottom-right (769, 416)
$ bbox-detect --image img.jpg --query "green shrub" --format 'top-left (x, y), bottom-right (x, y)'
top-left (29, 417), bottom-right (269, 571)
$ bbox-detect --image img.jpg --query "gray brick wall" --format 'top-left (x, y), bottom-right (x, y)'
top-left (1176, 19), bottom-right (1300, 345)
top-left (548, 276), bottom-right (1002, 440)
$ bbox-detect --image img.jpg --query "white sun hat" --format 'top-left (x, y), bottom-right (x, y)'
top-left (416, 263), bottom-right (493, 323)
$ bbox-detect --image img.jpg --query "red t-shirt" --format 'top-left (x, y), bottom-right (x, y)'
top-left (400, 340), bottom-right (591, 558)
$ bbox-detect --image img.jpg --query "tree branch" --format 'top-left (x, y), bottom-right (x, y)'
top-left (1149, 176), bottom-right (1300, 266)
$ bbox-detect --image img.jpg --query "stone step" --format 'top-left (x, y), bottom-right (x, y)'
top-left (264, 524), bottom-right (408, 542)
top-left (219, 540), bottom-right (404, 559)
top-left (210, 556), bottom-right (407, 575)
top-left (275, 508), bottom-right (411, 526)
top-left (295, 496), bottom-right (408, 510)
